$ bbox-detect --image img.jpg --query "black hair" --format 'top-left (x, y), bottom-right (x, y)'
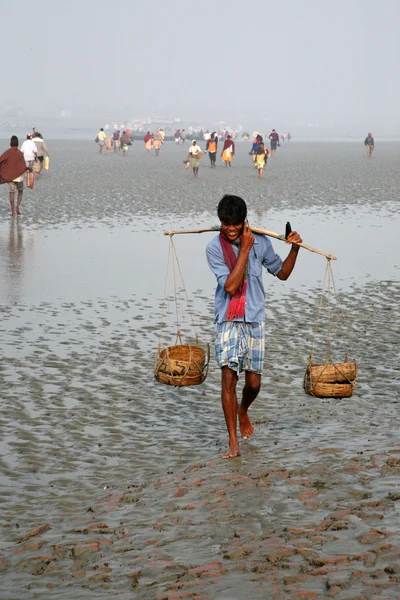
top-left (10, 135), bottom-right (18, 147)
top-left (217, 195), bottom-right (247, 225)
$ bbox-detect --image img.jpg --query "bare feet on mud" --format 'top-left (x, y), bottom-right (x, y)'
top-left (222, 442), bottom-right (240, 459)
top-left (238, 408), bottom-right (254, 440)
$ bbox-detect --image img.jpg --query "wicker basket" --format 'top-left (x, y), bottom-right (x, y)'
top-left (154, 343), bottom-right (209, 387)
top-left (305, 381), bottom-right (354, 398)
top-left (309, 361), bottom-right (357, 384)
top-left (304, 359), bottom-right (357, 398)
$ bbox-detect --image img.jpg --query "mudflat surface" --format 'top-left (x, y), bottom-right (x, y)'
top-left (0, 140), bottom-right (399, 599)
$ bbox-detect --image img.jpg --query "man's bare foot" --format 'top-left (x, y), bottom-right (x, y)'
top-left (238, 408), bottom-right (254, 440)
top-left (16, 209), bottom-right (21, 215)
top-left (10, 212), bottom-right (15, 217)
top-left (222, 442), bottom-right (240, 459)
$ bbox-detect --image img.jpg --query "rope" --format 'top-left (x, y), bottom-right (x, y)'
top-left (330, 261), bottom-right (352, 352)
top-left (306, 258), bottom-right (358, 396)
top-left (310, 258), bottom-right (331, 361)
top-left (155, 235), bottom-right (208, 386)
top-left (169, 235), bottom-right (199, 339)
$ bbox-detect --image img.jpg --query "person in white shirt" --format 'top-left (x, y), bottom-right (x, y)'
top-left (20, 134), bottom-right (38, 168)
top-left (97, 128), bottom-right (107, 154)
top-left (32, 133), bottom-right (49, 175)
top-left (187, 140), bottom-right (203, 177)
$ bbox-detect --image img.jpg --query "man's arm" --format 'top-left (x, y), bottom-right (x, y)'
top-left (224, 222), bottom-right (254, 295)
top-left (276, 231), bottom-right (302, 280)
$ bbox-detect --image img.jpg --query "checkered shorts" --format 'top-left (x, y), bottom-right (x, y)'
top-left (214, 321), bottom-right (265, 374)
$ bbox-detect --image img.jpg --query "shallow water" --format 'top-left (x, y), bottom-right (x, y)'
top-left (0, 141), bottom-right (399, 599)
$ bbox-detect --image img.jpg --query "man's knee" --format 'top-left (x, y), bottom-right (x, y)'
top-left (245, 373), bottom-right (261, 394)
top-left (221, 366), bottom-right (238, 390)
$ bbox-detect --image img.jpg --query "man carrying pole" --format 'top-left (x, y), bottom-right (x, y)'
top-left (206, 195), bottom-right (302, 459)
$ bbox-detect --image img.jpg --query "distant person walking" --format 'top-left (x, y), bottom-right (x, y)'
top-left (187, 140), bottom-right (203, 177)
top-left (144, 131), bottom-right (153, 152)
top-left (31, 133), bottom-right (49, 175)
top-left (105, 135), bottom-right (112, 155)
top-left (249, 134), bottom-right (263, 167)
top-left (206, 132), bottom-right (218, 168)
top-left (174, 129), bottom-right (181, 144)
top-left (0, 136), bottom-right (31, 216)
top-left (221, 135), bottom-right (235, 167)
top-left (153, 129), bottom-right (163, 156)
top-left (269, 129), bottom-right (279, 157)
top-left (112, 130), bottom-right (120, 152)
top-left (255, 142), bottom-right (270, 178)
top-left (120, 131), bottom-right (131, 156)
top-left (364, 132), bottom-right (374, 158)
top-left (20, 134), bottom-right (38, 169)
top-left (180, 130), bottom-right (187, 144)
top-left (96, 128), bottom-right (107, 154)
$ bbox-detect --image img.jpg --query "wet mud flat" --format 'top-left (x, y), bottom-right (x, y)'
top-left (0, 279), bottom-right (399, 599)
top-left (0, 140), bottom-right (399, 598)
top-left (0, 140), bottom-right (400, 228)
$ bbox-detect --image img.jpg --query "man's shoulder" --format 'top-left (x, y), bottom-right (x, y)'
top-left (206, 234), bottom-right (221, 253)
top-left (0, 147), bottom-right (12, 160)
top-left (254, 233), bottom-right (276, 255)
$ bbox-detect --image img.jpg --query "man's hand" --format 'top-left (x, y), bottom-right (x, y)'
top-left (240, 221), bottom-right (255, 253)
top-left (286, 231), bottom-right (302, 249)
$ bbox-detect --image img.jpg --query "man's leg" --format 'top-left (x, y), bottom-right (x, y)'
top-left (238, 372), bottom-right (260, 439)
top-left (9, 191), bottom-right (15, 216)
top-left (16, 190), bottom-right (23, 214)
top-left (221, 366), bottom-right (240, 458)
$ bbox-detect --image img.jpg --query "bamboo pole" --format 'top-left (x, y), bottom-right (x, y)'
top-left (164, 226), bottom-right (337, 260)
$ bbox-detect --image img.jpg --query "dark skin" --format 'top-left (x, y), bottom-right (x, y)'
top-left (9, 166), bottom-right (32, 217)
top-left (219, 220), bottom-right (302, 458)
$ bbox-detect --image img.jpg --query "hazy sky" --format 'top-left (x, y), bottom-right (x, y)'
top-left (2, 0), bottom-right (399, 129)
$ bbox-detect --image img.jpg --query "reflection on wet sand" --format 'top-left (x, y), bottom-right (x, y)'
top-left (0, 218), bottom-right (34, 304)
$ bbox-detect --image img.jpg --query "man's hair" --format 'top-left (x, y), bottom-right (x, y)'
top-left (217, 195), bottom-right (247, 225)
top-left (10, 135), bottom-right (19, 147)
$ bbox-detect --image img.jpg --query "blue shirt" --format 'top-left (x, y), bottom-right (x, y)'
top-left (206, 234), bottom-right (283, 323)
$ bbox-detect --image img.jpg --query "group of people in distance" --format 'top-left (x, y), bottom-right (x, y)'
top-left (96, 128), bottom-right (132, 156)
top-left (143, 129), bottom-right (165, 155)
top-left (174, 129), bottom-right (187, 144)
top-left (184, 128), bottom-right (285, 179)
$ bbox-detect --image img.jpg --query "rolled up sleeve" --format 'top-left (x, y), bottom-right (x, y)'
top-left (206, 243), bottom-right (230, 288)
top-left (261, 237), bottom-right (283, 275)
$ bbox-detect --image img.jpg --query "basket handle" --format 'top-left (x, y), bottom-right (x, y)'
top-left (175, 330), bottom-right (183, 345)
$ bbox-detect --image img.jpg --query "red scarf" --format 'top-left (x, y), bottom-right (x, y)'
top-left (219, 231), bottom-right (247, 320)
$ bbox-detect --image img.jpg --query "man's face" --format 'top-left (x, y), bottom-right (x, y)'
top-left (220, 221), bottom-right (244, 241)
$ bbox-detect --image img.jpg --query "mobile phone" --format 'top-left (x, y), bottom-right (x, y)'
top-left (285, 222), bottom-right (292, 238)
